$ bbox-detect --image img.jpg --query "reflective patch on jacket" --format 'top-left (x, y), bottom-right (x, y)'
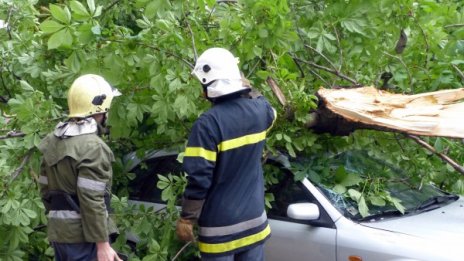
top-left (49, 210), bottom-right (81, 219)
top-left (77, 177), bottom-right (106, 191)
top-left (39, 175), bottom-right (48, 185)
top-left (199, 211), bottom-right (268, 237)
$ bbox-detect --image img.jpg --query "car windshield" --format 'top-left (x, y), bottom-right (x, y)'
top-left (290, 150), bottom-right (459, 222)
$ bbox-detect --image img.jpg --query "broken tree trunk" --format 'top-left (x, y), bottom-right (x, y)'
top-left (310, 86), bottom-right (464, 138)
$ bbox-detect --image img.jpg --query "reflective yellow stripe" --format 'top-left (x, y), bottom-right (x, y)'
top-left (268, 108), bottom-right (277, 132)
top-left (184, 147), bottom-right (217, 162)
top-left (198, 224), bottom-right (271, 254)
top-left (218, 131), bottom-right (267, 152)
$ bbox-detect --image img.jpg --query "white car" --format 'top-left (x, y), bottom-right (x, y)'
top-left (125, 149), bottom-right (464, 261)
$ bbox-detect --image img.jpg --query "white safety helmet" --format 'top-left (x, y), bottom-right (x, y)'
top-left (192, 47), bottom-right (250, 99)
top-left (67, 74), bottom-right (121, 118)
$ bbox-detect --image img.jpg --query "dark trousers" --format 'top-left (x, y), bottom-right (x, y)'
top-left (201, 244), bottom-right (264, 261)
top-left (51, 242), bottom-right (97, 261)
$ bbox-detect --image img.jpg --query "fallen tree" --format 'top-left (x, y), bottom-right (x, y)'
top-left (303, 86), bottom-right (464, 175)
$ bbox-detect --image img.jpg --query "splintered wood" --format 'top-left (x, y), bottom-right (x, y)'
top-left (317, 86), bottom-right (464, 138)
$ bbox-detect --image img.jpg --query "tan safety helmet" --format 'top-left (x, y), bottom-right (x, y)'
top-left (67, 74), bottom-right (121, 118)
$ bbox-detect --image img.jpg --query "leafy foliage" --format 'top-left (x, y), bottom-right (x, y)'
top-left (1, 0), bottom-right (464, 259)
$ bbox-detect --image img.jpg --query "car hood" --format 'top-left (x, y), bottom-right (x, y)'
top-left (361, 197), bottom-right (464, 242)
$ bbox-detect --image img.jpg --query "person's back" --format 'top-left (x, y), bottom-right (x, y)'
top-left (176, 47), bottom-right (276, 261)
top-left (38, 74), bottom-right (122, 261)
top-left (39, 129), bottom-right (114, 243)
top-left (191, 96), bottom-right (274, 227)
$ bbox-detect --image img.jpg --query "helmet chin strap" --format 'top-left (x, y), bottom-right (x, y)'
top-left (92, 113), bottom-right (110, 136)
top-left (201, 81), bottom-right (215, 102)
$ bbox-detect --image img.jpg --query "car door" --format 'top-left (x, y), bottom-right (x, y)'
top-left (128, 153), bottom-right (183, 206)
top-left (264, 161), bottom-right (337, 261)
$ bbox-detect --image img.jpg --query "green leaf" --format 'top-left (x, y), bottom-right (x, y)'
top-left (341, 18), bottom-right (366, 35)
top-left (369, 195), bottom-right (386, 206)
top-left (39, 20), bottom-right (64, 34)
top-left (340, 173), bottom-right (363, 187)
top-left (19, 81), bottom-right (34, 92)
top-left (93, 6), bottom-right (102, 17)
top-left (389, 197), bottom-right (405, 214)
top-left (91, 24), bottom-right (101, 35)
top-left (70, 0), bottom-right (90, 18)
top-left (49, 4), bottom-right (71, 24)
top-left (434, 138), bottom-right (444, 153)
top-left (259, 28), bottom-right (269, 38)
top-left (174, 95), bottom-right (189, 117)
top-left (87, 0), bottom-right (96, 14)
top-left (64, 52), bottom-right (81, 73)
top-left (145, 1), bottom-right (159, 19)
top-left (285, 142), bottom-right (296, 157)
top-left (358, 196), bottom-right (369, 217)
top-left (283, 134), bottom-right (292, 142)
top-left (451, 60), bottom-right (464, 65)
top-left (333, 184), bottom-right (347, 193)
top-left (136, 18), bottom-right (151, 29)
top-left (155, 19), bottom-right (171, 31)
top-left (47, 29), bottom-right (73, 49)
top-left (307, 27), bottom-right (320, 39)
top-left (452, 178), bottom-right (464, 194)
top-left (347, 188), bottom-right (362, 201)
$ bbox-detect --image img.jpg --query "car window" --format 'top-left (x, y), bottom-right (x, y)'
top-left (128, 155), bottom-right (183, 203)
top-left (297, 150), bottom-right (457, 221)
top-left (265, 162), bottom-right (313, 219)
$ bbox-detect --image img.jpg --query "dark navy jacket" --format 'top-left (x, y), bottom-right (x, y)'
top-left (183, 95), bottom-right (276, 256)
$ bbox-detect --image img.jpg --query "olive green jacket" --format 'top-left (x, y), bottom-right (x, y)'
top-left (38, 129), bottom-right (117, 243)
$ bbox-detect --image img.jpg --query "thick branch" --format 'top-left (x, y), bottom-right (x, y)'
top-left (266, 77), bottom-right (287, 106)
top-left (186, 20), bottom-right (198, 61)
top-left (106, 39), bottom-right (194, 69)
top-left (406, 134), bottom-right (464, 175)
top-left (292, 56), bottom-right (359, 85)
top-left (0, 131), bottom-right (26, 139)
top-left (11, 150), bottom-right (33, 181)
top-left (444, 24), bottom-right (464, 29)
top-left (104, 0), bottom-right (120, 13)
top-left (304, 44), bottom-right (337, 71)
top-left (451, 64), bottom-right (464, 83)
top-left (6, 6), bottom-right (14, 40)
top-left (382, 51), bottom-right (413, 92)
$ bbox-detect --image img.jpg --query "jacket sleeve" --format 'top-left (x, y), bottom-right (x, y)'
top-left (38, 159), bottom-right (51, 212)
top-left (181, 115), bottom-right (218, 220)
top-left (262, 97), bottom-right (277, 130)
top-left (76, 142), bottom-right (113, 242)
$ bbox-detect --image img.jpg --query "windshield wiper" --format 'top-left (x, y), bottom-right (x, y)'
top-left (415, 194), bottom-right (459, 212)
top-left (357, 209), bottom-right (408, 222)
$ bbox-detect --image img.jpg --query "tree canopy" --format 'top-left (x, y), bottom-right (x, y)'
top-left (1, 0), bottom-right (464, 260)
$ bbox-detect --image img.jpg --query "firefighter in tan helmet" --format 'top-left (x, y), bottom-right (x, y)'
top-left (38, 74), bottom-right (122, 261)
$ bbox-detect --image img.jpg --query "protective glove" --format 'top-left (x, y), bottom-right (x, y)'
top-left (176, 218), bottom-right (195, 242)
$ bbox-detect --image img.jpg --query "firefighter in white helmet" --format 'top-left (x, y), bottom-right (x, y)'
top-left (38, 74), bottom-right (123, 261)
top-left (176, 48), bottom-right (277, 260)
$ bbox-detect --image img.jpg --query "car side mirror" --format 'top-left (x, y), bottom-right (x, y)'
top-left (287, 203), bottom-right (320, 221)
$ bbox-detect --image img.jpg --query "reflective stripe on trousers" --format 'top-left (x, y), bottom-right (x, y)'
top-left (198, 224), bottom-right (271, 254)
top-left (199, 211), bottom-right (267, 237)
top-left (201, 243), bottom-right (264, 261)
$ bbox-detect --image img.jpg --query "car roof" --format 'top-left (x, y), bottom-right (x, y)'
top-left (124, 147), bottom-right (182, 173)
top-left (124, 147), bottom-right (292, 173)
